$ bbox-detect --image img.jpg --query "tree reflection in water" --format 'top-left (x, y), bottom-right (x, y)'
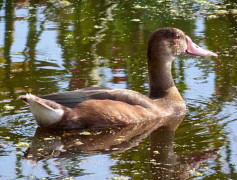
top-left (0, 0), bottom-right (236, 179)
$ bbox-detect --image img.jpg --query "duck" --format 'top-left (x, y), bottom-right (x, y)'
top-left (19, 27), bottom-right (217, 129)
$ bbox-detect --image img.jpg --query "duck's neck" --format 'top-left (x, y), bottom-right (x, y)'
top-left (148, 56), bottom-right (183, 101)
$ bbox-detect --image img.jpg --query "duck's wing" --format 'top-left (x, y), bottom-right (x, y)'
top-left (41, 87), bottom-right (155, 108)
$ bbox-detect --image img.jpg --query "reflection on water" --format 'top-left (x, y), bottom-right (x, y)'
top-left (24, 116), bottom-right (183, 162)
top-left (24, 116), bottom-right (218, 179)
top-left (0, 0), bottom-right (237, 179)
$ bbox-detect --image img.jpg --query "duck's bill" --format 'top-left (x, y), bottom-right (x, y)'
top-left (185, 36), bottom-right (218, 57)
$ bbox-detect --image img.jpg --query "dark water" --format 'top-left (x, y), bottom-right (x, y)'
top-left (0, 0), bottom-right (237, 179)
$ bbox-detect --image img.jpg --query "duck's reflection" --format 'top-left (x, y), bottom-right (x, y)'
top-left (24, 116), bottom-right (218, 179)
top-left (150, 126), bottom-right (218, 179)
top-left (24, 116), bottom-right (181, 161)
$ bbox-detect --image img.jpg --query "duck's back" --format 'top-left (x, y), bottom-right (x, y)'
top-left (41, 87), bottom-right (155, 109)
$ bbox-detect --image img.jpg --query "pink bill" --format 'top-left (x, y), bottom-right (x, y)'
top-left (186, 36), bottom-right (218, 57)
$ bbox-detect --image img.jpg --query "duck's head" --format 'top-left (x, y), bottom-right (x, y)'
top-left (148, 27), bottom-right (217, 62)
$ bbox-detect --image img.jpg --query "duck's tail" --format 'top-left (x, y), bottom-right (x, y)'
top-left (19, 94), bottom-right (64, 126)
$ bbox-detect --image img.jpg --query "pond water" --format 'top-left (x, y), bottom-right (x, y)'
top-left (0, 0), bottom-right (237, 179)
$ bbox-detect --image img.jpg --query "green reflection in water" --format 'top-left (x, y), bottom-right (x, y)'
top-left (0, 0), bottom-right (236, 179)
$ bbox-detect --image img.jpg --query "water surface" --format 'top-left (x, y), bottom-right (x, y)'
top-left (0, 0), bottom-right (237, 179)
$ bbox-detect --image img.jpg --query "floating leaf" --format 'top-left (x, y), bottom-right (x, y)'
top-left (208, 15), bottom-right (217, 19)
top-left (108, 175), bottom-right (130, 180)
top-left (3, 105), bottom-right (14, 111)
top-left (153, 150), bottom-right (160, 154)
top-left (157, 0), bottom-right (165, 3)
top-left (44, 137), bottom-right (53, 141)
top-left (93, 131), bottom-right (102, 135)
top-left (195, 172), bottom-right (203, 177)
top-left (79, 131), bottom-right (92, 135)
top-left (216, 10), bottom-right (227, 15)
top-left (189, 170), bottom-right (203, 177)
top-left (170, 9), bottom-right (177, 13)
top-left (133, 5), bottom-right (142, 9)
top-left (75, 140), bottom-right (83, 145)
top-left (48, 0), bottom-right (71, 7)
top-left (231, 9), bottom-right (237, 15)
top-left (63, 177), bottom-right (74, 180)
top-left (16, 142), bottom-right (29, 148)
top-left (94, 25), bottom-right (103, 29)
top-left (131, 19), bottom-right (140, 22)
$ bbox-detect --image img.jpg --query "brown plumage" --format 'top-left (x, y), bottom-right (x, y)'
top-left (19, 27), bottom-right (217, 129)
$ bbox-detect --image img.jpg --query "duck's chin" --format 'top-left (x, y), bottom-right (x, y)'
top-left (165, 55), bottom-right (177, 61)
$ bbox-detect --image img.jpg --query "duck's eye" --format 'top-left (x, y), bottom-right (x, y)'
top-left (173, 35), bottom-right (180, 39)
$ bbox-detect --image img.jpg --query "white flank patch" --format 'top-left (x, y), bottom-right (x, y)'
top-left (26, 94), bottom-right (64, 126)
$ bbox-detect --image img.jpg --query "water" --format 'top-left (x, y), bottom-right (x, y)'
top-left (0, 0), bottom-right (236, 179)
